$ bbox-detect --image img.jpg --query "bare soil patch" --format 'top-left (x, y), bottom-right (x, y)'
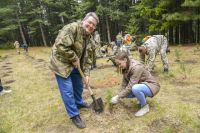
top-left (4, 67), bottom-right (12, 70)
top-left (183, 60), bottom-right (197, 64)
top-left (2, 65), bottom-right (9, 68)
top-left (97, 64), bottom-right (114, 70)
top-left (91, 76), bottom-right (120, 89)
top-left (170, 79), bottom-right (190, 87)
top-left (2, 73), bottom-right (10, 77)
top-left (36, 59), bottom-right (45, 62)
top-left (4, 80), bottom-right (16, 85)
top-left (5, 62), bottom-right (12, 64)
top-left (6, 71), bottom-right (13, 74)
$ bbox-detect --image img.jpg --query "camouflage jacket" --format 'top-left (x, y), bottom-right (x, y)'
top-left (14, 42), bottom-right (20, 48)
top-left (141, 35), bottom-right (168, 71)
top-left (49, 21), bottom-right (92, 78)
top-left (94, 33), bottom-right (100, 44)
top-left (116, 34), bottom-right (123, 42)
top-left (118, 59), bottom-right (160, 98)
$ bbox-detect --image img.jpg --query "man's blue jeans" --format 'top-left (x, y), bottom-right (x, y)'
top-left (127, 84), bottom-right (153, 107)
top-left (55, 68), bottom-right (84, 118)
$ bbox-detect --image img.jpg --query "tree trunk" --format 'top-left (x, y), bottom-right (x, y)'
top-left (179, 24), bottom-right (181, 44)
top-left (197, 19), bottom-right (200, 43)
top-left (169, 26), bottom-right (173, 44)
top-left (60, 16), bottom-right (65, 25)
top-left (39, 23), bottom-right (47, 46)
top-left (175, 26), bottom-right (179, 44)
top-left (105, 15), bottom-right (111, 43)
top-left (16, 11), bottom-right (27, 45)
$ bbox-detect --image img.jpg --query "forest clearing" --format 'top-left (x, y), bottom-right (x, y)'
top-left (1, 0), bottom-right (200, 132)
top-left (0, 45), bottom-right (200, 133)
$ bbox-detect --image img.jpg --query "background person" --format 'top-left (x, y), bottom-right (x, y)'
top-left (0, 79), bottom-right (12, 96)
top-left (13, 41), bottom-right (20, 54)
top-left (22, 43), bottom-right (28, 53)
top-left (138, 35), bottom-right (169, 73)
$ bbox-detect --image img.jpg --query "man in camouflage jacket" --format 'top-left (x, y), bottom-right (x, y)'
top-left (138, 35), bottom-right (169, 73)
top-left (49, 12), bottom-right (99, 129)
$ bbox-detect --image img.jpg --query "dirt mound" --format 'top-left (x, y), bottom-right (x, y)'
top-left (91, 76), bottom-right (120, 89)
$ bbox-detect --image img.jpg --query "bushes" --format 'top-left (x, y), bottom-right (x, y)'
top-left (0, 42), bottom-right (14, 49)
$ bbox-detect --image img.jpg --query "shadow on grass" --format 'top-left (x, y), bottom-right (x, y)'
top-left (183, 60), bottom-right (197, 64)
top-left (2, 73), bottom-right (10, 77)
top-left (4, 80), bottom-right (16, 85)
top-left (3, 67), bottom-right (12, 70)
top-left (5, 62), bottom-right (12, 64)
top-left (36, 59), bottom-right (45, 62)
top-left (3, 86), bottom-right (11, 90)
top-left (5, 70), bottom-right (13, 74)
top-left (2, 65), bottom-right (9, 68)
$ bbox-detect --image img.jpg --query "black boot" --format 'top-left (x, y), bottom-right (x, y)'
top-left (78, 102), bottom-right (91, 109)
top-left (93, 64), bottom-right (97, 69)
top-left (71, 115), bottom-right (86, 129)
top-left (163, 68), bottom-right (168, 73)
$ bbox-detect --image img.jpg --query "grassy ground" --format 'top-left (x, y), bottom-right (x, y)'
top-left (0, 45), bottom-right (200, 133)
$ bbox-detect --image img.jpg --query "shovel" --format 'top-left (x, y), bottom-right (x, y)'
top-left (77, 66), bottom-right (104, 113)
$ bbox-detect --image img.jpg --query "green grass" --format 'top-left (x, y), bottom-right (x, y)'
top-left (0, 46), bottom-right (200, 133)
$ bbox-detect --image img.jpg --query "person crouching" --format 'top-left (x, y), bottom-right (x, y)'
top-left (110, 52), bottom-right (160, 116)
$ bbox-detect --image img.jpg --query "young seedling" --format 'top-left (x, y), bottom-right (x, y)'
top-left (105, 90), bottom-right (114, 114)
top-left (175, 49), bottom-right (181, 62)
top-left (179, 62), bottom-right (191, 79)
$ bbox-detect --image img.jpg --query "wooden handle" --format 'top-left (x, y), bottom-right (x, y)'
top-left (77, 66), bottom-right (94, 95)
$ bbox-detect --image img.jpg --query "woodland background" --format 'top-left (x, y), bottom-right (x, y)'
top-left (0, 0), bottom-right (199, 48)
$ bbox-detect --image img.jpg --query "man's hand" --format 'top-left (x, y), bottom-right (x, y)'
top-left (72, 59), bottom-right (80, 68)
top-left (110, 95), bottom-right (119, 104)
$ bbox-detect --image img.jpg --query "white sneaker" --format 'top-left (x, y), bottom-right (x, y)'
top-left (0, 89), bottom-right (12, 96)
top-left (135, 104), bottom-right (149, 117)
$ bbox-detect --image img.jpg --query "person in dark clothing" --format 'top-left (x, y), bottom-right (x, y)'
top-left (22, 43), bottom-right (28, 53)
top-left (0, 79), bottom-right (12, 96)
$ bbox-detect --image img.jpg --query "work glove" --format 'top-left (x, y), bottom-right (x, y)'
top-left (110, 95), bottom-right (119, 104)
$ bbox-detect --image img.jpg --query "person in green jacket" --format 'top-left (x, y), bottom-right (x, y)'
top-left (49, 12), bottom-right (99, 129)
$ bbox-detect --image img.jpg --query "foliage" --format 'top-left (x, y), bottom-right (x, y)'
top-left (0, 0), bottom-right (199, 45)
top-left (0, 42), bottom-right (14, 49)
